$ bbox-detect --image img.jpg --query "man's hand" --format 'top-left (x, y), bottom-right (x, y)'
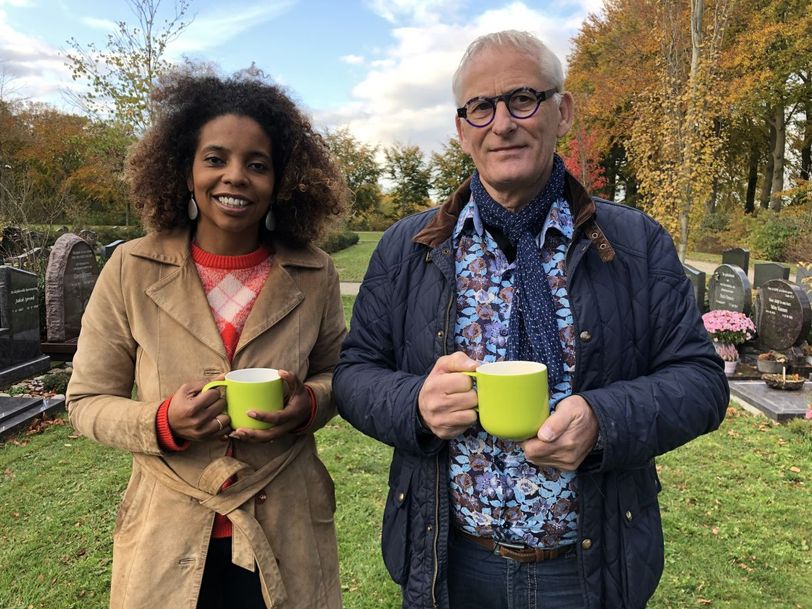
top-left (520, 394), bottom-right (599, 471)
top-left (418, 352), bottom-right (479, 439)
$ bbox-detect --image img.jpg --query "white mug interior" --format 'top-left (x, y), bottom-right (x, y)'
top-left (225, 368), bottom-right (280, 383)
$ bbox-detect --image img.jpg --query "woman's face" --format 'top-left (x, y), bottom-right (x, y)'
top-left (186, 113), bottom-right (275, 255)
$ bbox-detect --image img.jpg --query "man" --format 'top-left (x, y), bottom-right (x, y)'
top-left (334, 30), bottom-right (728, 609)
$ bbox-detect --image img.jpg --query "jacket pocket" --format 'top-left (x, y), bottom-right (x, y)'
top-left (619, 464), bottom-right (664, 609)
top-left (382, 461), bottom-right (413, 585)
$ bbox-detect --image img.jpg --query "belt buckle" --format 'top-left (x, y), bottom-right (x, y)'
top-left (493, 539), bottom-right (526, 556)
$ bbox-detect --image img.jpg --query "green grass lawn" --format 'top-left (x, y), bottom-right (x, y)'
top-left (332, 231), bottom-right (383, 282)
top-left (1, 405), bottom-right (809, 608)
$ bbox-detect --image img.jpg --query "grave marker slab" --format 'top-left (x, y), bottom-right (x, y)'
top-left (753, 262), bottom-right (790, 288)
top-left (722, 248), bottom-right (750, 275)
top-left (683, 264), bottom-right (706, 312)
top-left (755, 279), bottom-right (811, 350)
top-left (796, 266), bottom-right (812, 297)
top-left (708, 264), bottom-right (751, 314)
top-left (101, 239), bottom-right (125, 261)
top-left (45, 233), bottom-right (100, 342)
top-left (0, 265), bottom-right (50, 385)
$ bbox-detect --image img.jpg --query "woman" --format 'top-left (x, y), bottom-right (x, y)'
top-left (66, 70), bottom-right (348, 609)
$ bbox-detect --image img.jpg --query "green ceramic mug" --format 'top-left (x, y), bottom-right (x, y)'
top-left (202, 368), bottom-right (284, 430)
top-left (463, 360), bottom-right (549, 441)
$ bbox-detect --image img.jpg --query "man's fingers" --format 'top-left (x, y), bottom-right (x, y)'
top-left (432, 351), bottom-right (479, 375)
top-left (537, 406), bottom-right (574, 442)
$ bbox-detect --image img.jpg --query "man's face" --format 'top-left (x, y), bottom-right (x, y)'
top-left (455, 47), bottom-right (573, 211)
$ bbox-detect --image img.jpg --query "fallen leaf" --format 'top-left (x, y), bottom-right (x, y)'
top-left (712, 527), bottom-right (719, 535)
top-left (790, 466), bottom-right (801, 473)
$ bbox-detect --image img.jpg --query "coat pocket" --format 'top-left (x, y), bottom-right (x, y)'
top-left (619, 464), bottom-right (664, 609)
top-left (382, 461), bottom-right (413, 585)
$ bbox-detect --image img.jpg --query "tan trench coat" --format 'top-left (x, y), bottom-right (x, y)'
top-left (66, 228), bottom-right (346, 609)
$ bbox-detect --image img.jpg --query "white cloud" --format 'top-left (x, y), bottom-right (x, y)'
top-left (364, 0), bottom-right (462, 25)
top-left (80, 16), bottom-right (117, 31)
top-left (0, 0), bottom-right (33, 7)
top-left (340, 54), bottom-right (365, 65)
top-left (317, 2), bottom-right (584, 156)
top-left (0, 9), bottom-right (72, 104)
top-left (167, 0), bottom-right (296, 56)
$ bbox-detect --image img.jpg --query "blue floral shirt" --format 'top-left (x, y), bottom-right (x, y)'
top-left (449, 196), bottom-right (579, 548)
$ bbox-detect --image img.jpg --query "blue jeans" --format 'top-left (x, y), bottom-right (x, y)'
top-left (447, 531), bottom-right (585, 609)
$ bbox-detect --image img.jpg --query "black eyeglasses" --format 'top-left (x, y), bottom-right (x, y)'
top-left (456, 87), bottom-right (558, 128)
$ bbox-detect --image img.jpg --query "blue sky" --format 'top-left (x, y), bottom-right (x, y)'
top-left (0, 0), bottom-right (604, 153)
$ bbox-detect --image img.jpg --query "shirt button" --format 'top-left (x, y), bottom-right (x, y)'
top-left (256, 491), bottom-right (268, 504)
top-left (581, 538), bottom-right (592, 550)
top-left (625, 511), bottom-right (633, 521)
top-left (579, 330), bottom-right (592, 343)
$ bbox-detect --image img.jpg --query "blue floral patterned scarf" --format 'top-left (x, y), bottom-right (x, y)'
top-left (471, 154), bottom-right (566, 388)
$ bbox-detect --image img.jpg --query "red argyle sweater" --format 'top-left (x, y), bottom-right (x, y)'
top-left (156, 243), bottom-right (271, 538)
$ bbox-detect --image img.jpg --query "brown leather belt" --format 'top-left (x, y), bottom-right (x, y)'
top-left (456, 529), bottom-right (575, 563)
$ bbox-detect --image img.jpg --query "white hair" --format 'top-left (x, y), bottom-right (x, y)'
top-left (452, 30), bottom-right (565, 106)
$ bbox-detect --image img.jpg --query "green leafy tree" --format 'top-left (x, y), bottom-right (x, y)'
top-left (384, 143), bottom-right (432, 218)
top-left (323, 128), bottom-right (383, 220)
top-left (65, 0), bottom-right (192, 134)
top-left (429, 137), bottom-right (475, 201)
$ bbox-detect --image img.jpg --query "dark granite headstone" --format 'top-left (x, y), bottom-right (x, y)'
top-left (683, 264), bottom-right (706, 312)
top-left (708, 264), bottom-right (751, 314)
top-left (753, 262), bottom-right (790, 288)
top-left (0, 266), bottom-right (50, 384)
top-left (0, 395), bottom-right (65, 438)
top-left (45, 233), bottom-right (100, 342)
top-left (755, 279), bottom-right (811, 350)
top-left (101, 239), bottom-right (125, 261)
top-left (722, 248), bottom-right (750, 276)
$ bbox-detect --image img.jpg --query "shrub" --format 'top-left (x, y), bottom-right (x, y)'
top-left (41, 369), bottom-right (71, 394)
top-left (317, 229), bottom-right (359, 254)
top-left (749, 211), bottom-right (798, 261)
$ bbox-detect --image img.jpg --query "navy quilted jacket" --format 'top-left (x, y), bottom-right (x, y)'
top-left (334, 174), bottom-right (729, 609)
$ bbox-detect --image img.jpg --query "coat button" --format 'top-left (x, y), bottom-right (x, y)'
top-left (427, 524), bottom-right (433, 533)
top-left (437, 330), bottom-right (444, 338)
top-left (579, 330), bottom-right (592, 343)
top-left (256, 491), bottom-right (268, 504)
top-left (625, 510), bottom-right (633, 521)
top-left (398, 492), bottom-right (406, 502)
top-left (581, 538), bottom-right (593, 550)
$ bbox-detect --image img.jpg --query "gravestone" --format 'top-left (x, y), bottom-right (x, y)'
top-left (708, 264), bottom-right (751, 314)
top-left (683, 264), bottom-right (706, 312)
top-left (722, 248), bottom-right (750, 276)
top-left (45, 233), bottom-right (100, 342)
top-left (754, 279), bottom-right (812, 350)
top-left (101, 239), bottom-right (125, 261)
top-left (753, 262), bottom-right (790, 288)
top-left (0, 266), bottom-right (50, 385)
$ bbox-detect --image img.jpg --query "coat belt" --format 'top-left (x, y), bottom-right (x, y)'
top-left (136, 438), bottom-right (306, 608)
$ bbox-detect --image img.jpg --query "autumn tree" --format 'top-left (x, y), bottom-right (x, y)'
top-left (323, 128), bottom-right (382, 221)
top-left (429, 137), bottom-right (475, 201)
top-left (384, 143), bottom-right (432, 218)
top-left (560, 124), bottom-right (607, 194)
top-left (65, 0), bottom-right (192, 134)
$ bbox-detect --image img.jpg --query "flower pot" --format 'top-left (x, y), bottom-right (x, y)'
top-left (757, 360), bottom-right (785, 374)
top-left (724, 360), bottom-right (738, 377)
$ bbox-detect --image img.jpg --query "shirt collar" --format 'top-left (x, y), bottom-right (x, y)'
top-left (453, 195), bottom-right (574, 244)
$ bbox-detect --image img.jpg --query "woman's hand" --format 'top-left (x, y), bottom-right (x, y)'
top-left (168, 378), bottom-right (232, 441)
top-left (230, 370), bottom-right (311, 443)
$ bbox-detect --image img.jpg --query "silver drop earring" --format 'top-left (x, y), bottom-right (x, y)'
top-left (264, 206), bottom-right (276, 231)
top-left (187, 194), bottom-right (199, 221)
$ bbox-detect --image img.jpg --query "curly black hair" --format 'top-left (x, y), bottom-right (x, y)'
top-left (128, 68), bottom-right (348, 247)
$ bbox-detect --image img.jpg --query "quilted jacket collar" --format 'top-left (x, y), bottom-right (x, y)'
top-left (413, 170), bottom-right (615, 262)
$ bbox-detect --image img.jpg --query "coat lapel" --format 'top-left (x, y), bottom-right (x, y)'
top-left (134, 229), bottom-right (227, 360)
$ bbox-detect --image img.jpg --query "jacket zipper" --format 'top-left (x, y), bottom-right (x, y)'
top-left (432, 258), bottom-right (455, 608)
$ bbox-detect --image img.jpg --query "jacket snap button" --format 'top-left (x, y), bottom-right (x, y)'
top-left (437, 330), bottom-right (444, 338)
top-left (625, 510), bottom-right (633, 521)
top-left (581, 538), bottom-right (592, 550)
top-left (398, 492), bottom-right (406, 502)
top-left (256, 491), bottom-right (268, 504)
top-left (579, 330), bottom-right (592, 343)
top-left (426, 524), bottom-right (433, 533)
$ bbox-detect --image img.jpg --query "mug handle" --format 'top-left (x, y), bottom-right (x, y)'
top-left (202, 380), bottom-right (227, 393)
top-left (460, 371), bottom-right (479, 410)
